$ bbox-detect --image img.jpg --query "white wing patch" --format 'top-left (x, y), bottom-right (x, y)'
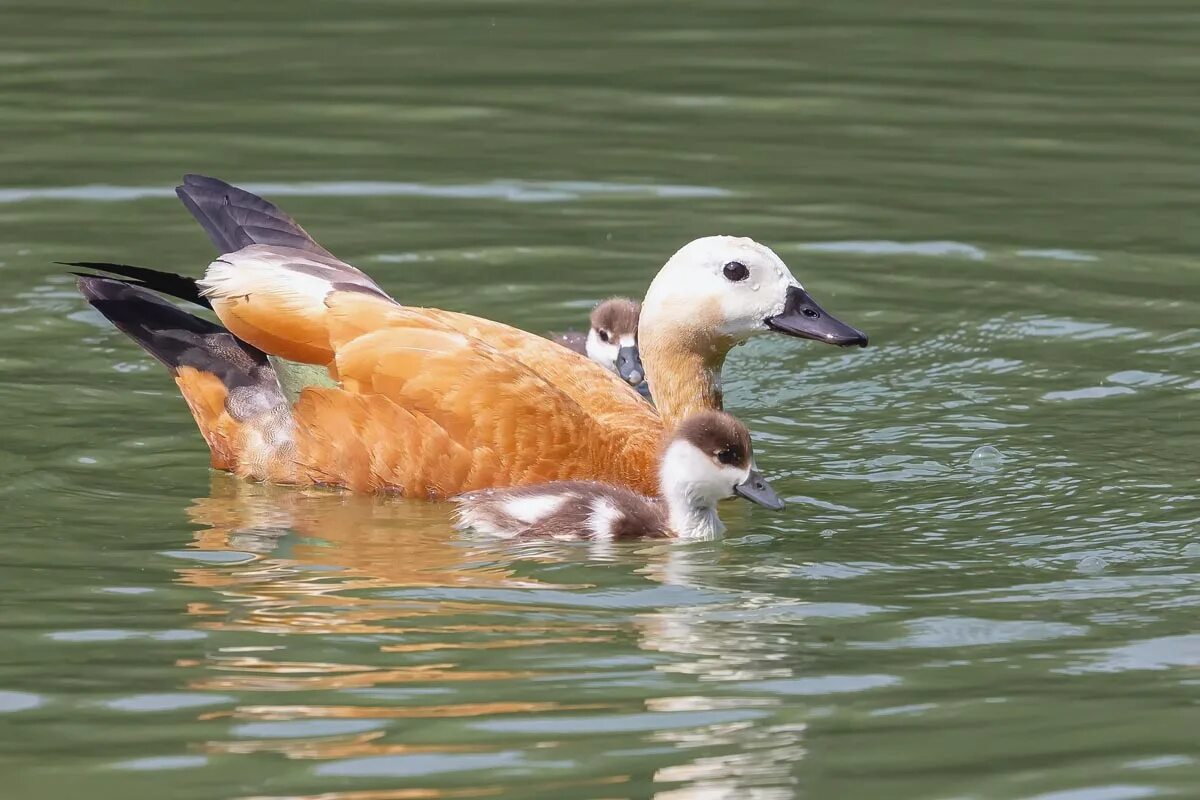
top-left (586, 496), bottom-right (624, 539)
top-left (198, 249), bottom-right (333, 306)
top-left (502, 494), bottom-right (568, 524)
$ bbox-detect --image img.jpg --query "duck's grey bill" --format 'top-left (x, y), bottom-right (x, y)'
top-left (765, 285), bottom-right (869, 347)
top-left (616, 346), bottom-right (644, 385)
top-left (733, 469), bottom-right (785, 511)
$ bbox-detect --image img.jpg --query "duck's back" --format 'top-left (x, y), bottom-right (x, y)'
top-left (454, 481), bottom-right (670, 539)
top-left (198, 257), bottom-right (664, 497)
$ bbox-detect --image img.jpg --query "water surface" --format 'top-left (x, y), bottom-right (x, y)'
top-left (2, 1), bottom-right (1199, 798)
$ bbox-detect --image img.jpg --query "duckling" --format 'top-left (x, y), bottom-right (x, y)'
top-left (551, 297), bottom-right (645, 387)
top-left (452, 410), bottom-right (782, 540)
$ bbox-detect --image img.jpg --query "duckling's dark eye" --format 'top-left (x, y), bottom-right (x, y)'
top-left (722, 261), bottom-right (749, 282)
top-left (597, 329), bottom-right (611, 343)
top-left (715, 447), bottom-right (739, 465)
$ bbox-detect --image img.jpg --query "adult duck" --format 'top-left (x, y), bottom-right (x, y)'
top-left (73, 175), bottom-right (867, 498)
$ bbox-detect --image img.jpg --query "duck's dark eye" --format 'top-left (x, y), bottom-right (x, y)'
top-left (597, 329), bottom-right (611, 343)
top-left (715, 447), bottom-right (739, 465)
top-left (722, 261), bottom-right (749, 282)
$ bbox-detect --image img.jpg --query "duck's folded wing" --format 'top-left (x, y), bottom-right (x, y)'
top-left (317, 294), bottom-right (658, 495)
top-left (200, 247), bottom-right (658, 430)
top-left (409, 307), bottom-right (659, 432)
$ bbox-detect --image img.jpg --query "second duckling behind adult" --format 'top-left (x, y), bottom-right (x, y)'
top-left (453, 410), bottom-right (782, 540)
top-left (551, 297), bottom-right (645, 388)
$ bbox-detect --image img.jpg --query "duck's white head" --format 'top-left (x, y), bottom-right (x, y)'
top-left (640, 235), bottom-right (868, 347)
top-left (659, 410), bottom-right (784, 538)
top-left (584, 297), bottom-right (644, 385)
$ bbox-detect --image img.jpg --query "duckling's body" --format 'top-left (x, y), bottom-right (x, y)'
top-left (454, 411), bottom-right (782, 540)
top-left (454, 481), bottom-right (670, 539)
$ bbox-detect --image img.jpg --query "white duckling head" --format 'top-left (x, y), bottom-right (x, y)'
top-left (641, 236), bottom-right (869, 346)
top-left (584, 297), bottom-right (644, 385)
top-left (660, 410), bottom-right (784, 540)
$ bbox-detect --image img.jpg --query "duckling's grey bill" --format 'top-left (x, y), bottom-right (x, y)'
top-left (616, 346), bottom-right (644, 385)
top-left (733, 469), bottom-right (786, 511)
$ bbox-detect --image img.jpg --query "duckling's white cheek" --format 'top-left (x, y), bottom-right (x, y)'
top-left (660, 441), bottom-right (729, 505)
top-left (585, 329), bottom-right (620, 371)
top-left (722, 466), bottom-right (752, 498)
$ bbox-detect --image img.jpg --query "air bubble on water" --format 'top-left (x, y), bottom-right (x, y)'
top-left (969, 445), bottom-right (1003, 472)
top-left (77, 456), bottom-right (97, 465)
top-left (1076, 555), bottom-right (1108, 575)
top-left (1182, 542), bottom-right (1200, 559)
top-left (820, 529), bottom-right (836, 538)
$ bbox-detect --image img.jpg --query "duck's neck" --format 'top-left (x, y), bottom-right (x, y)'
top-left (665, 495), bottom-right (725, 540)
top-left (640, 323), bottom-right (736, 432)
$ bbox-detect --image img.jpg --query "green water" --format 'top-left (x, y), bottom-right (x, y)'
top-left (3, 1), bottom-right (1199, 798)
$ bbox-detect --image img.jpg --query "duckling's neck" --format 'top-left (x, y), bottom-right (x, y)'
top-left (640, 324), bottom-right (736, 431)
top-left (664, 495), bottom-right (725, 540)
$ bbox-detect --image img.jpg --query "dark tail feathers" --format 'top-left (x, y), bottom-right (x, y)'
top-left (65, 262), bottom-right (209, 308)
top-left (77, 275), bottom-right (273, 393)
top-left (176, 174), bottom-right (334, 258)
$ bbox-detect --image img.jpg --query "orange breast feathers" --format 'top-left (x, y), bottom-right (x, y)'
top-left (211, 287), bottom-right (665, 497)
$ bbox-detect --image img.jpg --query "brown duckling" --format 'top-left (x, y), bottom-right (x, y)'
top-left (551, 297), bottom-right (645, 387)
top-left (453, 410), bottom-right (783, 541)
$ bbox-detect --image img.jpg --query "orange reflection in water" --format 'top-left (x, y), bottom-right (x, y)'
top-left (168, 476), bottom-right (764, 797)
top-left (174, 475), bottom-right (600, 637)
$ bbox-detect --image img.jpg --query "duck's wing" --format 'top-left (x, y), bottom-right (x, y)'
top-left (199, 247), bottom-right (659, 431)
top-left (413, 308), bottom-right (657, 431)
top-left (284, 293), bottom-right (661, 496)
top-left (176, 174), bottom-right (336, 258)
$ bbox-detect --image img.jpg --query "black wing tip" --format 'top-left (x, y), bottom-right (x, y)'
top-left (74, 273), bottom-right (163, 305)
top-left (61, 260), bottom-right (210, 308)
top-left (74, 273), bottom-right (123, 301)
top-left (180, 173), bottom-right (232, 190)
top-left (60, 260), bottom-right (133, 270)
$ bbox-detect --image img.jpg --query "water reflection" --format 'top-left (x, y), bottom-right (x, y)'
top-left (170, 477), bottom-right (847, 797)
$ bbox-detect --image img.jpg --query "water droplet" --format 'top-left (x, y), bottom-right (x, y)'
top-left (1182, 542), bottom-right (1200, 559)
top-left (750, 283), bottom-right (760, 291)
top-left (1076, 555), bottom-right (1108, 574)
top-left (969, 445), bottom-right (1003, 472)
